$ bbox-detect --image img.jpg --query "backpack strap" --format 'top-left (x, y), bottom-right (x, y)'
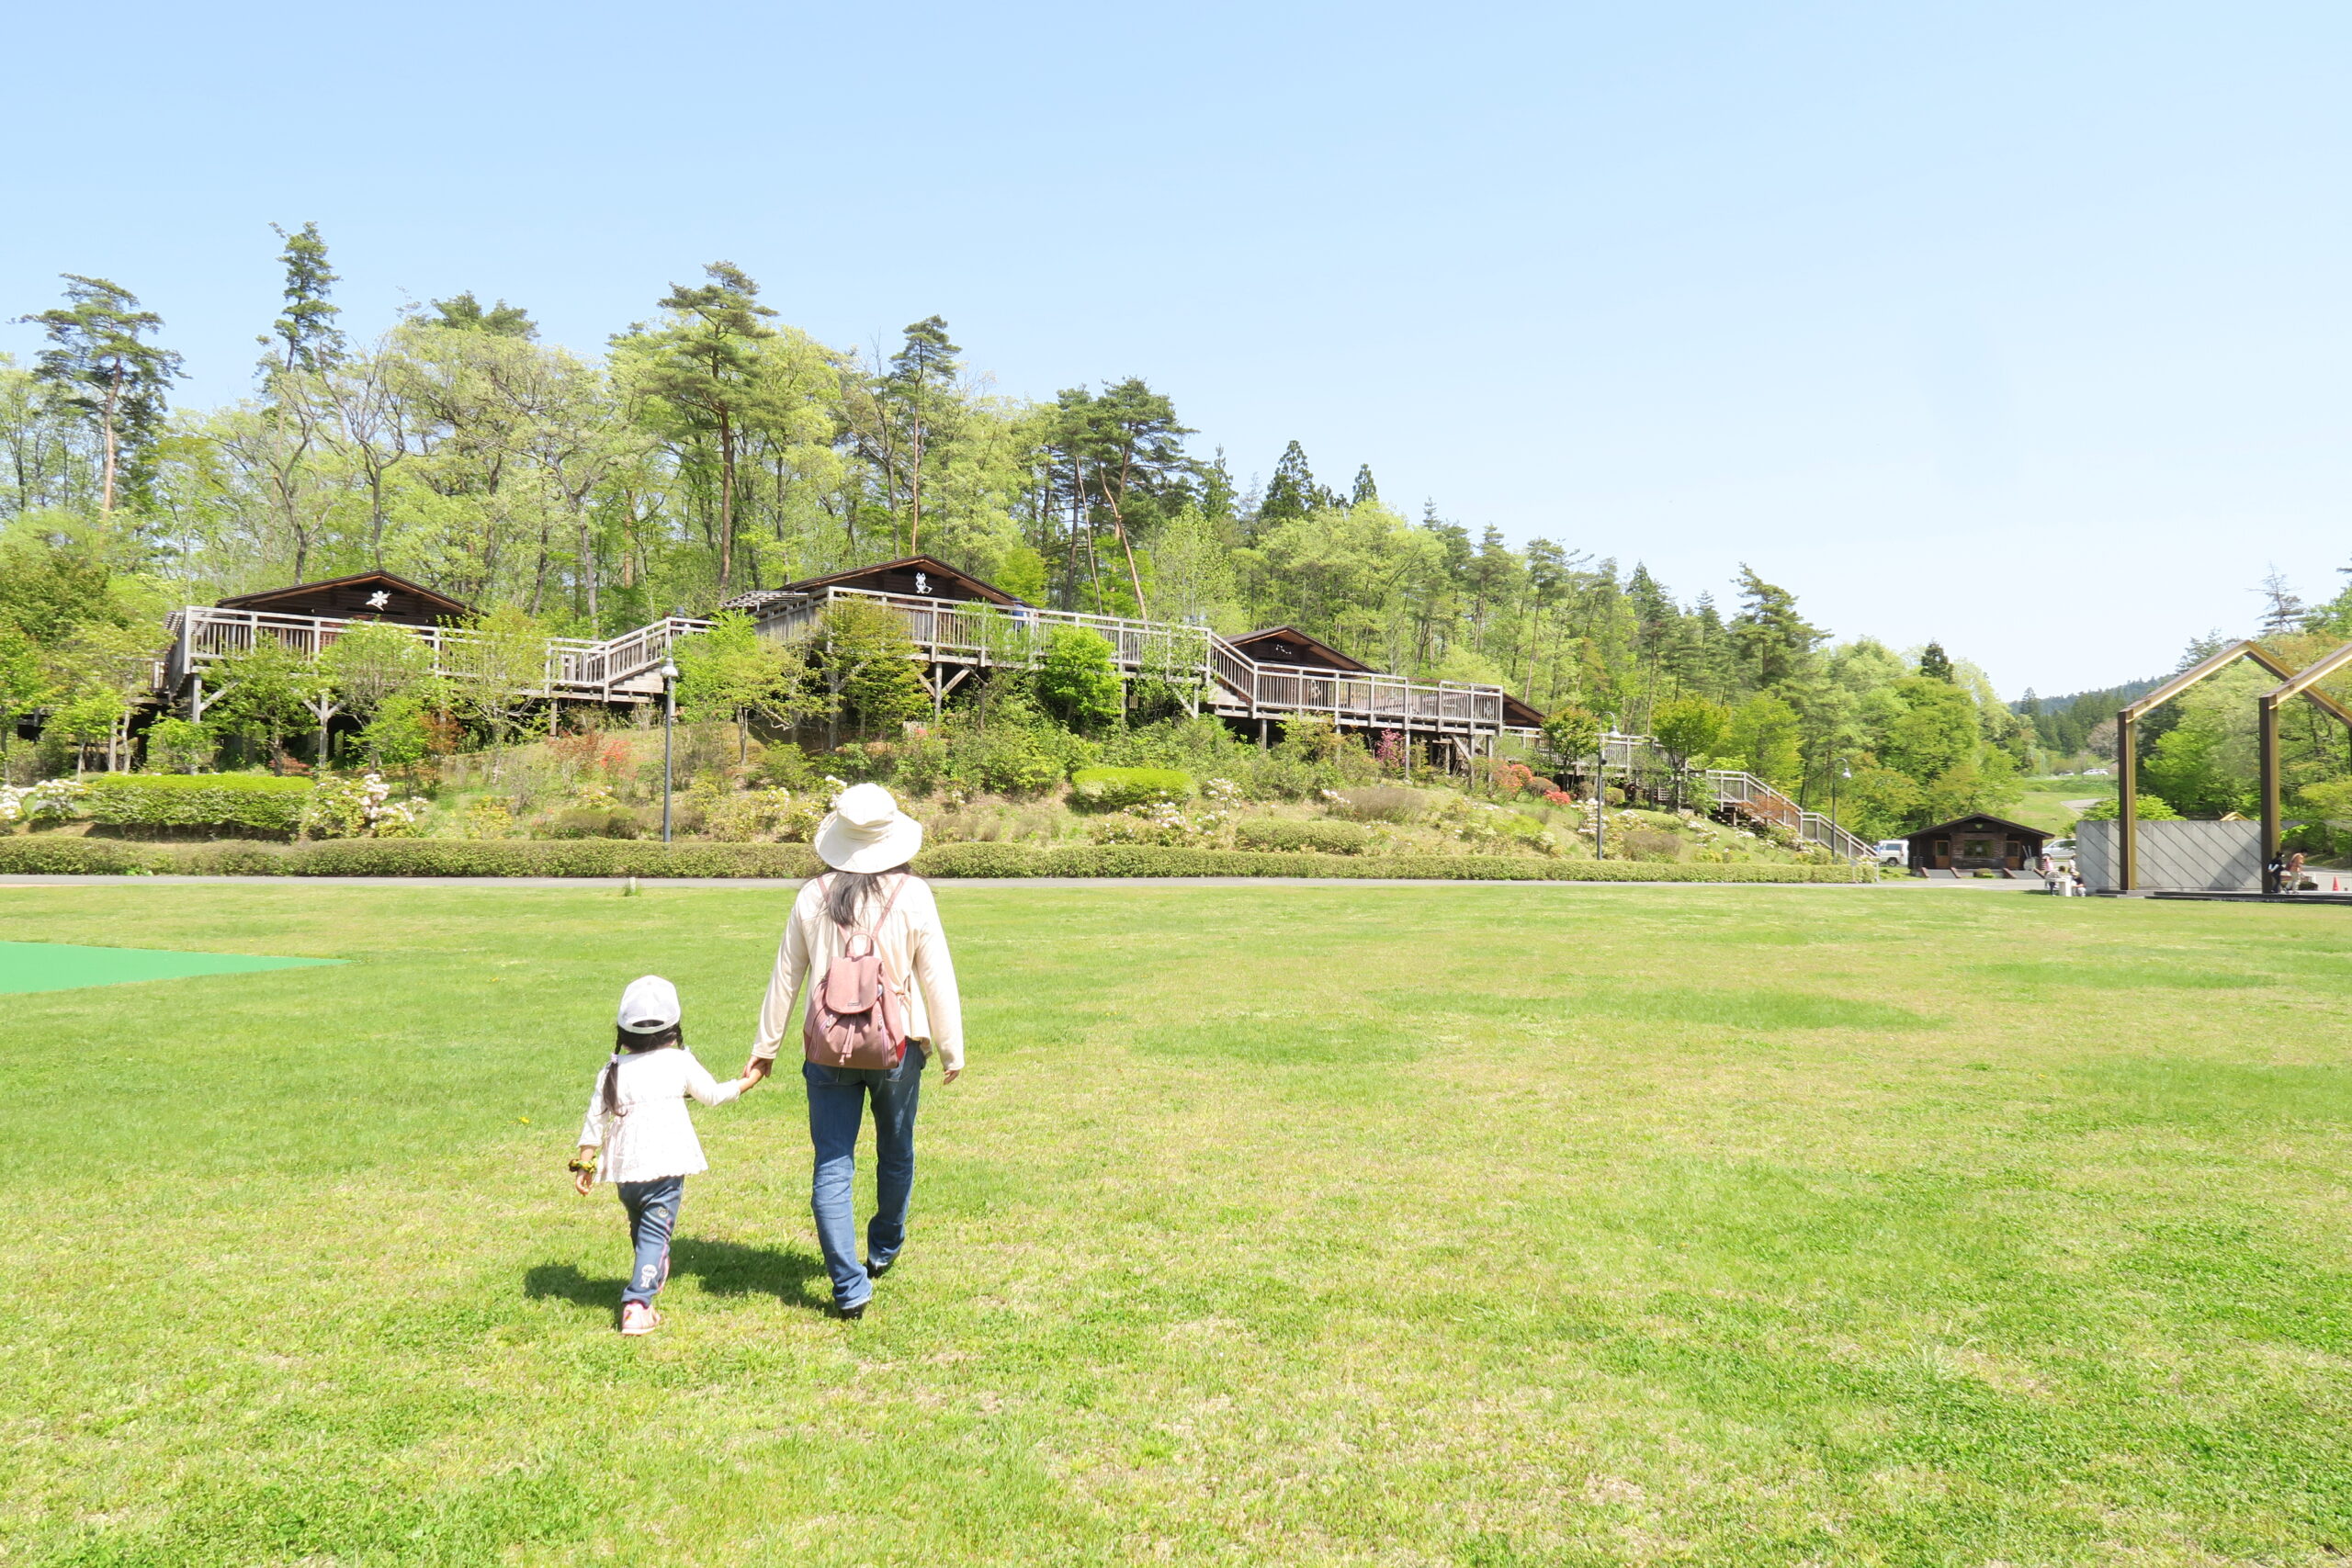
top-left (868, 871), bottom-right (908, 934)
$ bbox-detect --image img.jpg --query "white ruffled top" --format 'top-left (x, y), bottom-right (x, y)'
top-left (576, 1046), bottom-right (743, 1183)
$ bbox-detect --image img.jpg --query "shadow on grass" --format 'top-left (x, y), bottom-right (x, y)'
top-left (525, 1235), bottom-right (829, 1315)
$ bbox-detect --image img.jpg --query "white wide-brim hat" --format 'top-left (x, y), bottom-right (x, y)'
top-left (814, 783), bottom-right (923, 874)
top-left (617, 974), bottom-right (682, 1033)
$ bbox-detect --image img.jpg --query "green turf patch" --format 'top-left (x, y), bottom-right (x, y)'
top-left (0, 941), bottom-right (340, 995)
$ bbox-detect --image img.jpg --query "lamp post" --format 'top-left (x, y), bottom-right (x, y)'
top-left (658, 658), bottom-right (680, 844)
top-left (1593, 735), bottom-right (1607, 860)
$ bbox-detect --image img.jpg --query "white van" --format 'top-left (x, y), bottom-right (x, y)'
top-left (1875, 839), bottom-right (1909, 866)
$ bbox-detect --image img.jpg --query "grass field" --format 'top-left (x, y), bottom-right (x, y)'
top-left (5, 881), bottom-right (2352, 1565)
top-left (2008, 775), bottom-right (2118, 836)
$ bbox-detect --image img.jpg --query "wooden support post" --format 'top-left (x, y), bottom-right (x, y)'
top-left (2118, 709), bottom-right (2138, 892)
top-left (2260, 694), bottom-right (2281, 893)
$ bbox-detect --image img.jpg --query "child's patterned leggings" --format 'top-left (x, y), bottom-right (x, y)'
top-left (616, 1177), bottom-right (683, 1306)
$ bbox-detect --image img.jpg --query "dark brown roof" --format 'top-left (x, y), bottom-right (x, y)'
top-left (726, 556), bottom-right (1023, 611)
top-left (1500, 693), bottom-right (1545, 728)
top-left (1904, 814), bottom-right (2050, 841)
top-left (216, 570), bottom-right (474, 622)
top-left (1227, 626), bottom-right (1372, 671)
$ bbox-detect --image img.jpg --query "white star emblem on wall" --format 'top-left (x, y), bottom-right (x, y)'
top-left (914, 572), bottom-right (931, 594)
top-left (365, 591), bottom-right (390, 610)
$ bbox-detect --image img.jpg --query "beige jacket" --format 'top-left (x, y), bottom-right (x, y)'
top-left (752, 874), bottom-right (965, 1073)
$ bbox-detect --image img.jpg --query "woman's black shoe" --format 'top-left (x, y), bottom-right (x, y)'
top-left (865, 1258), bottom-right (894, 1280)
top-left (835, 1302), bottom-right (866, 1320)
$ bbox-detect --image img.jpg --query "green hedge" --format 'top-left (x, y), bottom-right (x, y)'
top-left (81, 773), bottom-right (311, 836)
top-left (0, 834), bottom-right (1871, 883)
top-left (1068, 766), bottom-right (1193, 811)
top-left (1234, 818), bottom-right (1371, 855)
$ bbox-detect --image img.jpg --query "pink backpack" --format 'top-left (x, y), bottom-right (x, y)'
top-left (802, 874), bottom-right (911, 1069)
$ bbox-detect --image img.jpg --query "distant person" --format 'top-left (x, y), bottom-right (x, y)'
top-left (2284, 850), bottom-right (2308, 894)
top-left (572, 976), bottom-right (756, 1337)
top-left (2036, 852), bottom-right (2058, 894)
top-left (744, 784), bottom-right (964, 1320)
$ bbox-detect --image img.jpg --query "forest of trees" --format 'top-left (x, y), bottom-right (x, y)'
top-left (1, 226), bottom-right (2217, 835)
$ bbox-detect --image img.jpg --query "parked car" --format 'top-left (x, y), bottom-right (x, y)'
top-left (2045, 838), bottom-right (2076, 866)
top-left (1875, 839), bottom-right (1910, 866)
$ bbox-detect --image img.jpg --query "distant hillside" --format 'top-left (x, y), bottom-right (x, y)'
top-left (2012, 677), bottom-right (2163, 756)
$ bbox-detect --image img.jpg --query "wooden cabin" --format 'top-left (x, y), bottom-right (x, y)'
top-left (721, 556), bottom-right (1023, 617)
top-left (1904, 813), bottom-right (2050, 874)
top-left (1226, 626), bottom-right (1372, 671)
top-left (215, 570), bottom-right (474, 626)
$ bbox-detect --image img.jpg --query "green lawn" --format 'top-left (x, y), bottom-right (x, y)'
top-left (5, 882), bottom-right (2352, 1565)
top-left (2008, 774), bottom-right (2118, 835)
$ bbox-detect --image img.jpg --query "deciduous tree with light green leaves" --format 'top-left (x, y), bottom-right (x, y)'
top-left (673, 611), bottom-right (820, 761)
top-left (1035, 626), bottom-right (1124, 733)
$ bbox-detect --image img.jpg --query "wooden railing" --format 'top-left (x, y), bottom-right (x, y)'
top-left (1497, 725), bottom-right (1872, 861)
top-left (164, 606), bottom-right (640, 700)
top-left (759, 588), bottom-right (1509, 733)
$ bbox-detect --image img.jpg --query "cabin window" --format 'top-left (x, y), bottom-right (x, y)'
top-left (1962, 838), bottom-right (1991, 858)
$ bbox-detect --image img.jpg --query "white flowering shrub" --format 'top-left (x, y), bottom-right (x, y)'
top-left (0, 779), bottom-right (92, 825)
top-left (1088, 798), bottom-right (1233, 848)
top-left (308, 773), bottom-right (434, 840)
top-left (1201, 777), bottom-right (1244, 806)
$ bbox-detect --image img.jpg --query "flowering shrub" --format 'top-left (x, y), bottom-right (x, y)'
top-left (548, 728), bottom-right (631, 782)
top-left (1200, 777), bottom-right (1243, 806)
top-left (1088, 796), bottom-right (1233, 847)
top-left (307, 773), bottom-right (433, 840)
top-left (0, 779), bottom-right (92, 826)
top-left (695, 782), bottom-right (825, 843)
top-left (1543, 789), bottom-right (1577, 806)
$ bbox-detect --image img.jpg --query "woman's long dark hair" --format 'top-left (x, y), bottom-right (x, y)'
top-left (602, 1022), bottom-right (683, 1118)
top-left (825, 864), bottom-right (911, 928)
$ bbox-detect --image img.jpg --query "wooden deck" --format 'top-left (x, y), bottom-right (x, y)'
top-left (159, 605), bottom-right (707, 712)
top-left (750, 588), bottom-right (1510, 740)
top-left (154, 592), bottom-right (1874, 862)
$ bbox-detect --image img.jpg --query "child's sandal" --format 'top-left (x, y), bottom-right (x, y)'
top-left (619, 1303), bottom-right (662, 1337)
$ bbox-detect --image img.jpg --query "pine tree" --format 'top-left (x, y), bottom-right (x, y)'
top-left (1258, 440), bottom-right (1319, 528)
top-left (429, 291), bottom-right (537, 337)
top-left (17, 275), bottom-right (184, 513)
top-left (1351, 464), bottom-right (1378, 505)
top-left (888, 315), bottom-right (961, 551)
top-left (1917, 640), bottom-right (1954, 681)
top-left (264, 221), bottom-right (344, 372)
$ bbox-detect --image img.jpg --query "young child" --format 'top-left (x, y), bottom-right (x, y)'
top-left (571, 975), bottom-right (755, 1336)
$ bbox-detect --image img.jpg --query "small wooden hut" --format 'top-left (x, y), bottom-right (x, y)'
top-left (1903, 813), bottom-right (2050, 874)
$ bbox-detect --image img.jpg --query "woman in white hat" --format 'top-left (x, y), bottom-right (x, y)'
top-left (743, 783), bottom-right (965, 1318)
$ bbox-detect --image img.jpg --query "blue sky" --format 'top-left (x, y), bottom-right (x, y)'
top-left (5, 1), bottom-right (2345, 697)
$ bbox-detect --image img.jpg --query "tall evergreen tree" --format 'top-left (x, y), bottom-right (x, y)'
top-left (17, 276), bottom-right (184, 513)
top-left (625, 262), bottom-right (778, 591)
top-left (1351, 463), bottom-right (1378, 505)
top-left (264, 221), bottom-right (344, 372)
top-left (430, 291), bottom-right (537, 338)
top-left (887, 315), bottom-right (960, 552)
top-left (1258, 440), bottom-right (1319, 529)
top-left (1917, 640), bottom-right (1954, 681)
top-left (1729, 565), bottom-right (1822, 688)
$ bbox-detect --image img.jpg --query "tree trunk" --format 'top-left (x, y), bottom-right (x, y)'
top-left (718, 417), bottom-right (737, 591)
top-left (100, 361), bottom-right (121, 513)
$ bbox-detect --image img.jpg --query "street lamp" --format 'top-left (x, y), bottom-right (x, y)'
top-left (658, 658), bottom-right (680, 843)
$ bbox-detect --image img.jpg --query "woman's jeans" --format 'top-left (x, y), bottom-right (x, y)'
top-left (803, 1045), bottom-right (925, 1309)
top-left (616, 1176), bottom-right (683, 1307)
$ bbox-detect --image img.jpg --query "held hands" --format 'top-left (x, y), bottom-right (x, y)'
top-left (741, 1056), bottom-right (774, 1087)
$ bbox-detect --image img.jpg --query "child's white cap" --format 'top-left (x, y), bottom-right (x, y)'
top-left (616, 975), bottom-right (682, 1033)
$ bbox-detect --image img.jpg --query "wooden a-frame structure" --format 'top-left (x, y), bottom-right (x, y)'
top-left (2117, 640), bottom-right (2352, 891)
